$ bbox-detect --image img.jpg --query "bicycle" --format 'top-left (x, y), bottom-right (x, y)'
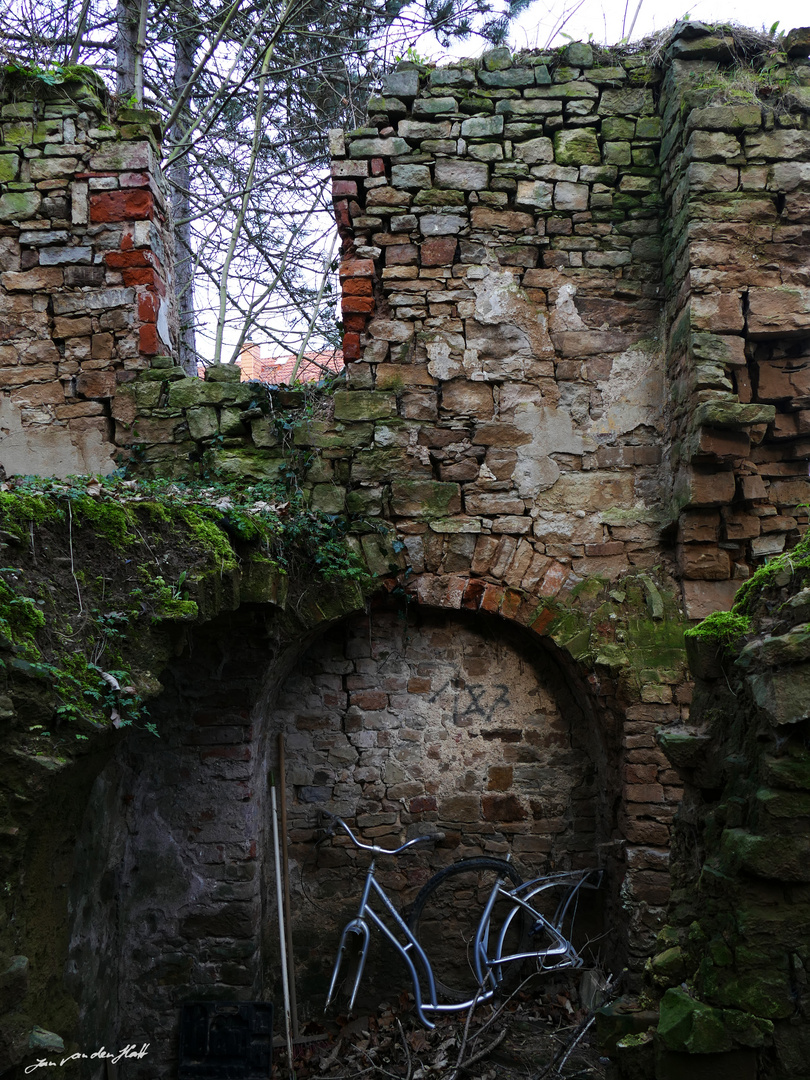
top-left (320, 811), bottom-right (602, 1029)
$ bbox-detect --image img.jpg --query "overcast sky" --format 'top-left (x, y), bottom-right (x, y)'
top-left (432, 0), bottom-right (807, 58)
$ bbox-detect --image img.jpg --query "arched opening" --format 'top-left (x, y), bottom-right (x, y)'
top-left (63, 590), bottom-right (624, 1076)
top-left (272, 596), bottom-right (622, 1014)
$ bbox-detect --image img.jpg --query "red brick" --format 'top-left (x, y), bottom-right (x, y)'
top-left (538, 561), bottom-right (569, 596)
top-left (622, 819), bottom-right (670, 844)
top-left (371, 158), bottom-right (385, 176)
top-left (342, 277), bottom-right (373, 296)
top-left (123, 268), bottom-right (161, 288)
top-left (421, 237), bottom-right (457, 266)
top-left (409, 795), bottom-right (437, 813)
top-left (461, 579), bottom-right (486, 610)
top-left (343, 332), bottom-right (361, 360)
top-left (623, 764), bottom-right (658, 784)
top-left (192, 709), bottom-right (251, 726)
top-left (530, 607), bottom-right (556, 635)
top-left (339, 258), bottom-right (375, 279)
top-left (89, 189), bottom-right (154, 223)
top-left (407, 678), bottom-right (431, 694)
top-left (624, 782), bottom-right (664, 803)
top-left (341, 295), bottom-right (375, 314)
top-left (139, 323), bottom-right (158, 355)
top-left (480, 583), bottom-right (504, 613)
top-left (105, 250), bottom-right (153, 269)
top-left (349, 690), bottom-right (388, 710)
top-left (200, 746), bottom-right (251, 761)
top-left (482, 794), bottom-right (527, 822)
top-left (138, 291), bottom-right (159, 323)
top-left (343, 315), bottom-right (367, 334)
top-left (332, 180), bottom-right (357, 197)
top-left (334, 199), bottom-right (350, 228)
top-left (500, 588), bottom-right (522, 620)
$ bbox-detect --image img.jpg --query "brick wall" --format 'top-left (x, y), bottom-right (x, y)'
top-left (0, 68), bottom-right (175, 477)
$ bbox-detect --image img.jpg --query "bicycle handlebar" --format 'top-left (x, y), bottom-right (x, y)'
top-left (320, 809), bottom-right (444, 855)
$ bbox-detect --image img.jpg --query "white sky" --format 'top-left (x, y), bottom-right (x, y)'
top-left (433, 0), bottom-right (807, 58)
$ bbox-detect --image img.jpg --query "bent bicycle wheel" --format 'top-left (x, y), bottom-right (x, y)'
top-left (407, 857), bottom-right (529, 1002)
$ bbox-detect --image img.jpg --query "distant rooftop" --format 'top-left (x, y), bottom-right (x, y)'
top-left (237, 343), bottom-right (344, 385)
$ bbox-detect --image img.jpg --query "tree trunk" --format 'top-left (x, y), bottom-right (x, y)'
top-left (170, 8), bottom-right (199, 375)
top-left (116, 0), bottom-right (139, 97)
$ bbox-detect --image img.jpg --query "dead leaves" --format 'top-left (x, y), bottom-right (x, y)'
top-left (273, 978), bottom-right (607, 1080)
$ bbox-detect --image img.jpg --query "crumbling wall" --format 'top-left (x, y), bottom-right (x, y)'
top-left (0, 67), bottom-right (175, 478)
top-left (658, 30), bottom-right (810, 620)
top-left (621, 531), bottom-right (810, 1079)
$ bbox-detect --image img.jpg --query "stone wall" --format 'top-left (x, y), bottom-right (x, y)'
top-left (658, 34), bottom-right (810, 621)
top-left (0, 67), bottom-right (175, 478)
top-left (275, 604), bottom-right (614, 1002)
top-left (623, 532), bottom-right (810, 1079)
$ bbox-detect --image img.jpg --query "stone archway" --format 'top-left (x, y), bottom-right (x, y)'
top-left (271, 595), bottom-right (622, 1012)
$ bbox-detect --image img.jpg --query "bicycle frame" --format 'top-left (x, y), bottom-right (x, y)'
top-left (320, 812), bottom-right (602, 1027)
top-left (324, 858), bottom-right (498, 1028)
top-left (472, 869), bottom-right (603, 988)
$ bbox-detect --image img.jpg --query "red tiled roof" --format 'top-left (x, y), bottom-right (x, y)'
top-left (238, 345), bottom-right (343, 385)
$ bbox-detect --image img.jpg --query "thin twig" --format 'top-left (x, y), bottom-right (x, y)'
top-left (446, 989), bottom-right (483, 1080)
top-left (536, 1015), bottom-right (595, 1079)
top-left (457, 1027), bottom-right (507, 1073)
top-left (396, 1019), bottom-right (413, 1080)
top-left (67, 502), bottom-right (83, 616)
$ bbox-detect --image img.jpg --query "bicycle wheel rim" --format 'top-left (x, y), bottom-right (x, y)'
top-left (407, 857), bottom-right (527, 1003)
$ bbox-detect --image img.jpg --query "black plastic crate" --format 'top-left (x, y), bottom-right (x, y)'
top-left (178, 1002), bottom-right (273, 1079)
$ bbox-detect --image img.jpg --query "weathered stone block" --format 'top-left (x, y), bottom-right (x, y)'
top-left (747, 286), bottom-right (810, 337)
top-left (391, 164), bottom-right (432, 188)
top-left (745, 128), bottom-right (810, 160)
top-left (691, 401), bottom-right (775, 430)
top-left (419, 212), bottom-right (467, 235)
top-left (368, 319), bottom-right (413, 342)
top-left (186, 407), bottom-right (219, 440)
top-left (478, 67), bottom-right (534, 88)
top-left (434, 159), bottom-right (489, 190)
top-left (677, 467), bottom-right (736, 508)
top-left (0, 190), bottom-right (41, 222)
top-left (470, 207), bottom-right (533, 231)
top-left (390, 480), bottom-right (461, 518)
top-left (349, 136), bottom-right (410, 157)
top-left (460, 115), bottom-right (504, 138)
top-left (381, 69), bottom-right (419, 98)
top-left (598, 87), bottom-right (653, 115)
top-left (554, 182), bottom-right (589, 210)
top-left (677, 543), bottom-right (731, 580)
top-left (686, 104), bottom-right (762, 133)
top-left (689, 293), bottom-right (744, 333)
top-left (420, 236), bottom-right (457, 265)
top-left (333, 390), bottom-right (396, 421)
top-left (515, 179), bottom-right (553, 209)
top-left (554, 128), bottom-right (600, 165)
top-left (1, 267), bottom-right (63, 290)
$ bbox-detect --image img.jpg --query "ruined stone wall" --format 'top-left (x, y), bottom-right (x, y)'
top-left (624, 535), bottom-right (810, 1079)
top-left (658, 34), bottom-right (810, 621)
top-left (0, 68), bottom-right (175, 478)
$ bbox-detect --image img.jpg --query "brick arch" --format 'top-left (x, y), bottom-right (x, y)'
top-left (392, 569), bottom-right (682, 978)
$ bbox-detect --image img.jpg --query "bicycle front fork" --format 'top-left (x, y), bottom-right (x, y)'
top-left (325, 918), bottom-right (370, 1014)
